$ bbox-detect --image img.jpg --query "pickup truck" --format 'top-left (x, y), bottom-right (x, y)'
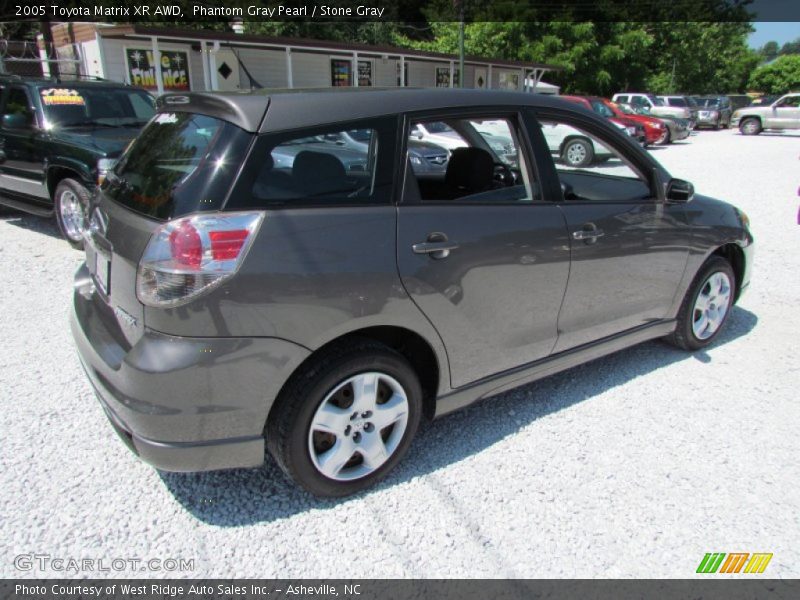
top-left (612, 93), bottom-right (694, 126)
top-left (731, 93), bottom-right (800, 135)
top-left (0, 75), bottom-right (154, 248)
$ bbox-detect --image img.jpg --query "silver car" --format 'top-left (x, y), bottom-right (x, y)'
top-left (732, 93), bottom-right (800, 135)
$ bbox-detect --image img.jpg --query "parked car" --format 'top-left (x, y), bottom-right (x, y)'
top-left (0, 75), bottom-right (155, 248)
top-left (726, 94), bottom-right (752, 111)
top-left (315, 128), bottom-right (451, 177)
top-left (691, 96), bottom-right (733, 129)
top-left (409, 121), bottom-right (466, 150)
top-left (611, 93), bottom-right (693, 125)
top-left (659, 95), bottom-right (700, 125)
top-left (617, 103), bottom-right (691, 144)
top-left (540, 118), bottom-right (639, 167)
top-left (561, 96), bottom-right (648, 146)
top-left (72, 89), bottom-right (753, 496)
top-left (731, 93), bottom-right (800, 135)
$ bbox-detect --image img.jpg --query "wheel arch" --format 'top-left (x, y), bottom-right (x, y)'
top-left (712, 243), bottom-right (746, 301)
top-left (268, 325), bottom-right (443, 423)
top-left (46, 165), bottom-right (88, 199)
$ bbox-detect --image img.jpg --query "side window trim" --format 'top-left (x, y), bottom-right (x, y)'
top-left (525, 107), bottom-right (662, 205)
top-left (398, 108), bottom-right (542, 206)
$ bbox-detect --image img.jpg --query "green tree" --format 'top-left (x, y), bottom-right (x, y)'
top-left (759, 40), bottom-right (780, 61)
top-left (748, 55), bottom-right (800, 93)
top-left (779, 38), bottom-right (800, 56)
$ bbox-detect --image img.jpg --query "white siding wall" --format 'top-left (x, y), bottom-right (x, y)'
top-left (98, 36), bottom-right (535, 92)
top-left (231, 47), bottom-right (287, 88)
top-left (290, 52), bottom-right (334, 88)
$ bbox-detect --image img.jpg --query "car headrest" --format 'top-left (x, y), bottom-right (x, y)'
top-left (445, 147), bottom-right (494, 195)
top-left (292, 151), bottom-right (347, 197)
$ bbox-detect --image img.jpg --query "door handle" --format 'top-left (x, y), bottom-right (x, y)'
top-left (572, 227), bottom-right (605, 242)
top-left (412, 233), bottom-right (459, 259)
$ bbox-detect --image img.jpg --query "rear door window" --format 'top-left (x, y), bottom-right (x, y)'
top-left (229, 117), bottom-right (398, 208)
top-left (104, 112), bottom-right (252, 220)
top-left (405, 114), bottom-right (537, 204)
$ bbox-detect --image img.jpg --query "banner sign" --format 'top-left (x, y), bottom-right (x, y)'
top-left (126, 49), bottom-right (190, 91)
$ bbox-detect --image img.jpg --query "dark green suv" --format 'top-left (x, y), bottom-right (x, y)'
top-left (0, 76), bottom-right (154, 248)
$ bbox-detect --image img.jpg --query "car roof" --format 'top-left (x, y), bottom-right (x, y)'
top-left (157, 88), bottom-right (603, 134)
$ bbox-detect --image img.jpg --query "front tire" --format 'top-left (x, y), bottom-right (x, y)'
top-left (667, 256), bottom-right (735, 351)
top-left (266, 340), bottom-right (422, 497)
top-left (561, 138), bottom-right (594, 168)
top-left (656, 128), bottom-right (671, 145)
top-left (740, 118), bottom-right (762, 136)
top-left (54, 178), bottom-right (90, 250)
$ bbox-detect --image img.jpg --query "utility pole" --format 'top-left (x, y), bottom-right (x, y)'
top-left (456, 0), bottom-right (465, 88)
top-left (669, 57), bottom-right (676, 93)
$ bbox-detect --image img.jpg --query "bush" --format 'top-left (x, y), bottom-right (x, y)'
top-left (749, 55), bottom-right (800, 94)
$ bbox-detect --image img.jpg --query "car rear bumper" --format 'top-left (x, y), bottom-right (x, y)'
top-left (70, 263), bottom-right (311, 472)
top-left (696, 115), bottom-right (721, 127)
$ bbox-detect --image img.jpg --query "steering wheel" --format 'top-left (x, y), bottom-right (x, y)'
top-left (492, 162), bottom-right (515, 187)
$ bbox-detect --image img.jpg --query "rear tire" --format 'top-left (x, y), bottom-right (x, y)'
top-left (266, 340), bottom-right (423, 497)
top-left (740, 118), bottom-right (762, 136)
top-left (656, 128), bottom-right (671, 145)
top-left (667, 256), bottom-right (735, 351)
top-left (561, 138), bottom-right (594, 168)
top-left (54, 178), bottom-right (90, 250)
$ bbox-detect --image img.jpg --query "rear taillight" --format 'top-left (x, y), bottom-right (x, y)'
top-left (136, 212), bottom-right (264, 307)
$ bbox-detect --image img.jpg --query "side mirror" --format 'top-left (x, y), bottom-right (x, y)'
top-left (2, 113), bottom-right (31, 129)
top-left (666, 178), bottom-right (694, 203)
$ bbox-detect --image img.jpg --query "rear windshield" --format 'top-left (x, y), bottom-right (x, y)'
top-left (104, 112), bottom-right (252, 220)
top-left (40, 86), bottom-right (155, 128)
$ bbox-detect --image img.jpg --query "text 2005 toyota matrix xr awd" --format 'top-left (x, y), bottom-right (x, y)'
top-left (71, 89), bottom-right (753, 497)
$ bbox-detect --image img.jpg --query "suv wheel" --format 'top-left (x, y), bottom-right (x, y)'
top-left (267, 340), bottom-right (422, 497)
top-left (740, 118), bottom-right (762, 136)
top-left (54, 178), bottom-right (90, 250)
top-left (655, 128), bottom-right (670, 145)
top-left (562, 138), bottom-right (594, 168)
top-left (667, 256), bottom-right (735, 351)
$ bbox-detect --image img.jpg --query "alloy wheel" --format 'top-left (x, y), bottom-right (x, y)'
top-left (59, 189), bottom-right (86, 241)
top-left (307, 372), bottom-right (409, 481)
top-left (565, 142), bottom-right (587, 166)
top-left (692, 272), bottom-right (732, 340)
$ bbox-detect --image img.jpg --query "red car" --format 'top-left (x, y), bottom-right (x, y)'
top-left (562, 95), bottom-right (666, 146)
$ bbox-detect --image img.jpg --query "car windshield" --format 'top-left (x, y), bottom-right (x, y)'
top-left (697, 98), bottom-right (721, 108)
top-left (40, 86), bottom-right (155, 128)
top-left (614, 102), bottom-right (634, 115)
top-left (591, 100), bottom-right (615, 118)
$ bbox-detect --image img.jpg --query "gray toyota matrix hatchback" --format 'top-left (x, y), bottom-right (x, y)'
top-left (71, 89), bottom-right (753, 496)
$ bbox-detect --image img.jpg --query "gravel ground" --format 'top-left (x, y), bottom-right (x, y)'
top-left (1, 128), bottom-right (799, 579)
